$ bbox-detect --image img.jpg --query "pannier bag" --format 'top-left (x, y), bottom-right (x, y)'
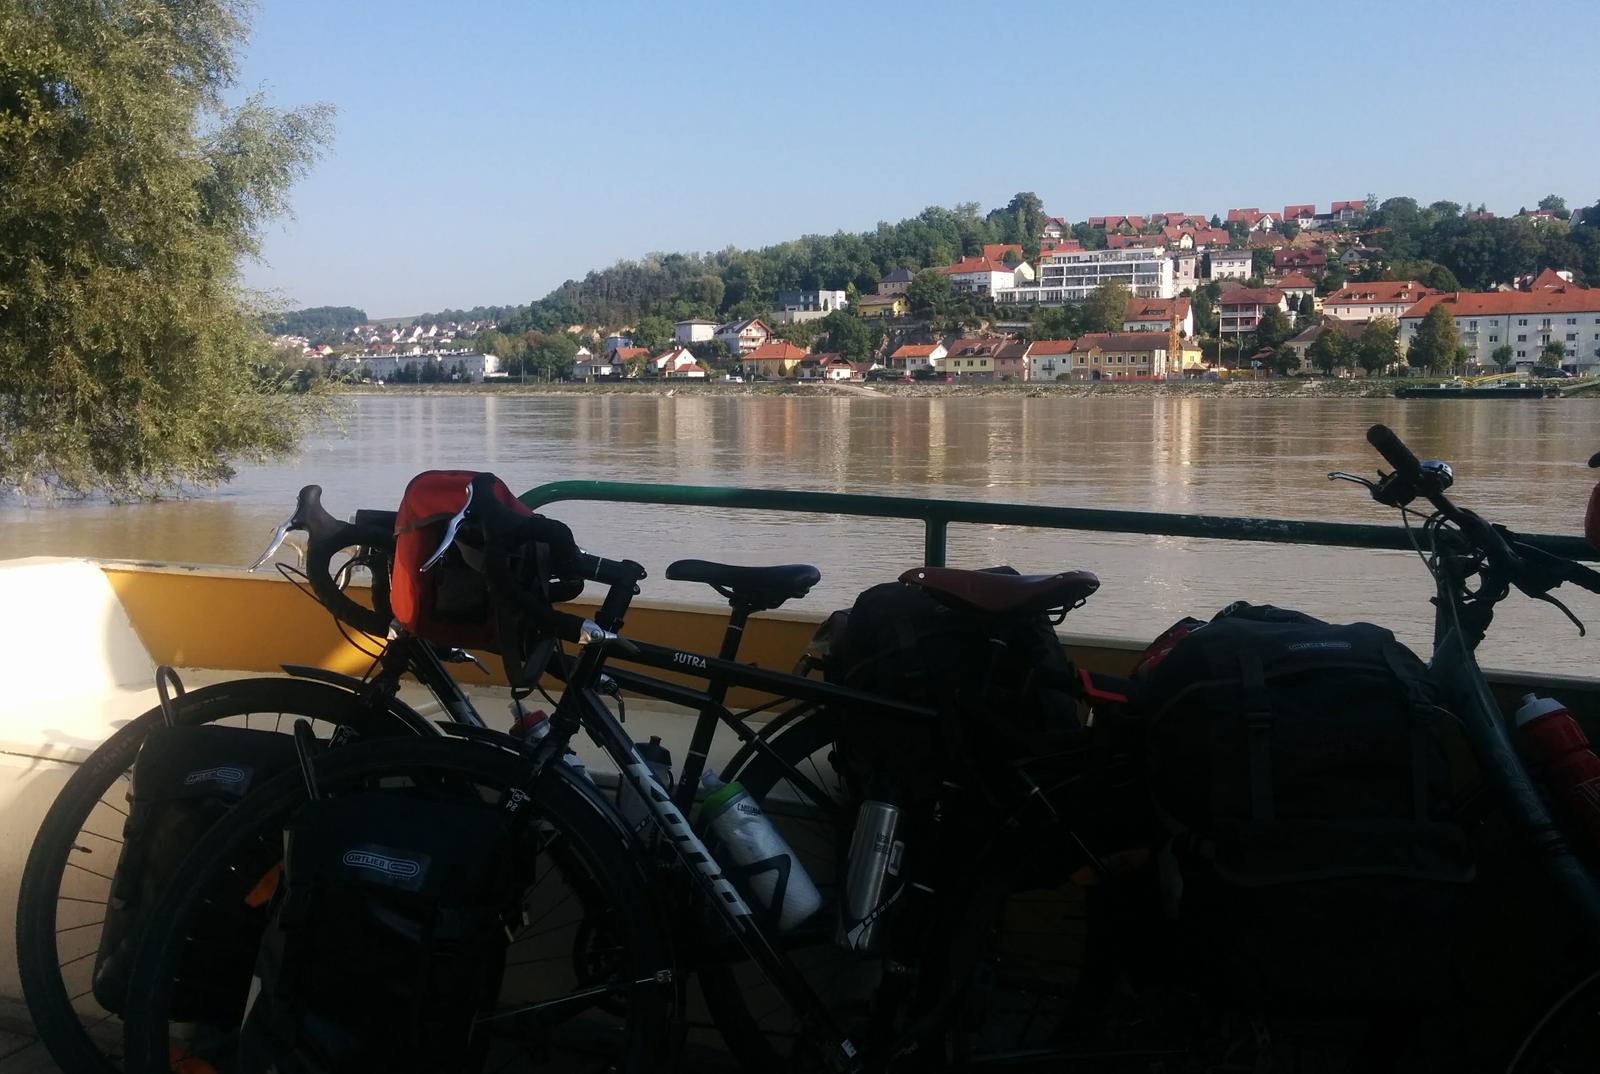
top-left (236, 789), bottom-right (517, 1074)
top-left (1136, 602), bottom-right (1475, 1005)
top-left (92, 725), bottom-right (301, 1020)
top-left (827, 573), bottom-right (1080, 796)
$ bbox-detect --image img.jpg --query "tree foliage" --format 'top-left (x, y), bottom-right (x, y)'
top-left (1079, 282), bottom-right (1131, 334)
top-left (1407, 302), bottom-right (1460, 372)
top-left (1492, 344), bottom-right (1515, 371)
top-left (1253, 305), bottom-right (1294, 350)
top-left (1308, 328), bottom-right (1346, 374)
top-left (269, 306), bottom-right (367, 337)
top-left (1357, 317), bottom-right (1401, 375)
top-left (0, 0), bottom-right (333, 495)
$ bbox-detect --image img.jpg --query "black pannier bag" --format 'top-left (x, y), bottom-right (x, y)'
top-left (1135, 602), bottom-right (1475, 1006)
top-left (93, 724), bottom-right (301, 1020)
top-left (236, 789), bottom-right (518, 1074)
top-left (826, 574), bottom-right (1080, 796)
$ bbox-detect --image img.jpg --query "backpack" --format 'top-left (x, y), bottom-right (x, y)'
top-left (827, 574), bottom-right (1080, 799)
top-left (1134, 602), bottom-right (1475, 1007)
top-left (236, 788), bottom-right (518, 1073)
top-left (93, 725), bottom-right (301, 1020)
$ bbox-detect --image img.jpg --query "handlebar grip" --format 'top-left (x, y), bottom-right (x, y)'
top-left (303, 520), bottom-right (395, 637)
top-left (1367, 424), bottom-right (1423, 481)
top-left (293, 485), bottom-right (343, 543)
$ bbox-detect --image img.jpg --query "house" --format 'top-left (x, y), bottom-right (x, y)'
top-left (1246, 231), bottom-right (1291, 251)
top-left (1227, 208), bottom-right (1278, 231)
top-left (1171, 249), bottom-right (1201, 292)
top-left (1088, 215), bottom-right (1147, 232)
top-left (939, 337), bottom-right (1008, 378)
top-left (1123, 296), bottom-right (1194, 337)
top-left (1323, 281), bottom-right (1439, 322)
top-left (982, 244), bottom-right (1035, 281)
top-left (1065, 333), bottom-right (1187, 379)
top-left (1039, 238), bottom-right (1083, 257)
top-left (1162, 226), bottom-right (1231, 249)
top-left (1517, 208), bottom-right (1556, 226)
top-left (777, 290), bottom-right (849, 314)
top-left (1024, 339), bottom-right (1075, 382)
top-left (939, 257), bottom-right (1016, 295)
top-left (741, 340), bottom-right (808, 379)
top-left (1151, 213), bottom-right (1208, 230)
top-left (821, 356), bottom-right (869, 382)
top-left (1040, 216), bottom-right (1069, 240)
top-left (613, 346), bottom-right (651, 374)
top-left (1218, 288), bottom-right (1290, 339)
top-left (856, 293), bottom-right (908, 318)
top-left (1339, 246), bottom-right (1385, 272)
top-left (652, 345), bottom-right (705, 377)
top-left (889, 342), bottom-right (946, 373)
top-left (603, 334), bottom-right (634, 354)
top-left (1108, 233), bottom-right (1166, 250)
top-left (1286, 317), bottom-right (1367, 373)
top-left (674, 318), bottom-right (718, 345)
top-left (573, 348), bottom-right (617, 380)
top-left (1275, 273), bottom-right (1317, 309)
top-left (993, 340), bottom-right (1028, 380)
top-left (1282, 204), bottom-right (1317, 228)
top-left (1398, 285), bottom-right (1600, 372)
top-left (714, 317), bottom-right (772, 356)
top-left (1273, 248), bottom-right (1327, 278)
top-left (795, 352), bottom-right (842, 381)
top-left (878, 268), bottom-right (916, 296)
top-left (995, 247), bottom-right (1175, 307)
top-left (1209, 248), bottom-right (1254, 281)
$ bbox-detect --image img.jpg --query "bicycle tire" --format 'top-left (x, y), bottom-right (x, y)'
top-left (118, 736), bottom-right (673, 1074)
top-left (16, 676), bottom-right (434, 1074)
top-left (1506, 967), bottom-right (1600, 1073)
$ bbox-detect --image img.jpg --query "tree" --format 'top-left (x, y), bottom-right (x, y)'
top-left (1307, 328), bottom-right (1347, 375)
top-left (1492, 344), bottom-right (1515, 371)
top-left (1080, 282), bottom-right (1132, 333)
top-left (2, 1), bottom-right (334, 495)
top-left (907, 269), bottom-right (952, 321)
top-left (1270, 344), bottom-right (1300, 376)
top-left (632, 315), bottom-right (673, 352)
top-left (1190, 282), bottom-right (1221, 337)
top-left (1209, 214), bottom-right (1223, 229)
top-left (821, 307), bottom-right (874, 362)
top-left (528, 332), bottom-right (580, 380)
top-left (1542, 340), bottom-right (1568, 367)
top-left (1254, 305), bottom-right (1294, 350)
top-left (1540, 195), bottom-right (1571, 221)
top-left (1406, 302), bottom-right (1460, 372)
top-left (1026, 304), bottom-right (1082, 343)
top-left (1357, 317), bottom-right (1401, 375)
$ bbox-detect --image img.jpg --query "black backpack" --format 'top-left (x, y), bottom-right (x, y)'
top-left (1134, 602), bottom-right (1475, 1006)
top-left (827, 574), bottom-right (1080, 797)
top-left (236, 788), bottom-right (518, 1074)
top-left (93, 724), bottom-right (301, 1020)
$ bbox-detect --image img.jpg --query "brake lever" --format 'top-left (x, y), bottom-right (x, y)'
top-left (249, 512), bottom-right (297, 571)
top-left (1327, 471), bottom-right (1380, 493)
top-left (1529, 589), bottom-right (1587, 637)
top-left (421, 481), bottom-right (474, 572)
top-left (440, 648), bottom-right (491, 675)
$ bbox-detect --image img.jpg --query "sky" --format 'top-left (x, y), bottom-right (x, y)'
top-left (232, 0), bottom-right (1600, 319)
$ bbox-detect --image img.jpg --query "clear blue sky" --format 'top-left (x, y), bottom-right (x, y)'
top-left (233, 0), bottom-right (1600, 319)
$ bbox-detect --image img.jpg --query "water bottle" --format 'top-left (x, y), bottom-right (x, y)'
top-left (1515, 693), bottom-right (1600, 855)
top-left (699, 771), bottom-right (822, 931)
top-left (617, 735), bottom-right (674, 831)
top-left (509, 700), bottom-right (592, 783)
top-left (835, 800), bottom-right (905, 953)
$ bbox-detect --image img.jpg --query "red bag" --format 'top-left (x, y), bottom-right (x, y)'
top-left (391, 470), bottom-right (531, 650)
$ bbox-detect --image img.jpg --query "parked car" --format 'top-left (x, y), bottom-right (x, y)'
top-left (1532, 366), bottom-right (1574, 379)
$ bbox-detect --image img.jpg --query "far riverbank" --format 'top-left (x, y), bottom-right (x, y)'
top-left (335, 378), bottom-right (1594, 400)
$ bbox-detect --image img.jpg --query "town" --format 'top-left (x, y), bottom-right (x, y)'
top-left (272, 195), bottom-right (1600, 386)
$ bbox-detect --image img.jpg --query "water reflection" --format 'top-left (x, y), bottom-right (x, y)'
top-left (2, 394), bottom-right (1595, 674)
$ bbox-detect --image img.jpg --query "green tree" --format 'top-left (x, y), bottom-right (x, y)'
top-left (906, 269), bottom-right (952, 321)
top-left (1357, 317), bottom-right (1401, 375)
top-left (1080, 282), bottom-right (1132, 333)
top-left (821, 307), bottom-right (874, 362)
top-left (528, 332), bottom-right (579, 380)
top-left (1271, 344), bottom-right (1299, 376)
top-left (1491, 344), bottom-right (1515, 371)
top-left (1406, 302), bottom-right (1460, 372)
top-left (1, 1), bottom-right (334, 495)
top-left (1026, 304), bottom-right (1082, 342)
top-left (1254, 305), bottom-right (1294, 350)
top-left (631, 315), bottom-right (673, 352)
top-left (1250, 249), bottom-right (1275, 279)
top-left (1190, 282), bottom-right (1221, 337)
top-left (1542, 340), bottom-right (1568, 367)
top-left (1308, 328), bottom-right (1347, 374)
top-left (1539, 195), bottom-right (1570, 221)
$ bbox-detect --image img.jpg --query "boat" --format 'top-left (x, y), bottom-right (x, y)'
top-left (4, 481), bottom-right (1598, 1061)
top-left (1395, 384), bottom-right (1550, 398)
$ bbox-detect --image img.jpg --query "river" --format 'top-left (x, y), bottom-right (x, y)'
top-left (3, 393), bottom-right (1598, 675)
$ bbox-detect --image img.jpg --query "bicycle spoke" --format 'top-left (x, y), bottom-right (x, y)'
top-left (56, 919), bottom-right (104, 934)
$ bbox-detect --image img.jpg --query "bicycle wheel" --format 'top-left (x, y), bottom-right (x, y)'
top-left (1506, 968), bottom-right (1600, 1072)
top-left (119, 736), bottom-right (673, 1074)
top-left (16, 676), bottom-right (434, 1074)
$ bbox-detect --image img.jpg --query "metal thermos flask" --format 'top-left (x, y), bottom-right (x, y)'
top-left (835, 800), bottom-right (904, 952)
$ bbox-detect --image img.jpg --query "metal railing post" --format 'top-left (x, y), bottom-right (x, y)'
top-left (924, 518), bottom-right (948, 567)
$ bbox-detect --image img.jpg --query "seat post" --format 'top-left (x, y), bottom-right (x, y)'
top-left (710, 601), bottom-right (755, 700)
top-left (675, 600), bottom-right (753, 809)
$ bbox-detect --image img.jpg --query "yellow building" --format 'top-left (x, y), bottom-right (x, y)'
top-left (856, 294), bottom-right (908, 318)
top-left (741, 340), bottom-right (809, 379)
top-left (1068, 332), bottom-right (1191, 379)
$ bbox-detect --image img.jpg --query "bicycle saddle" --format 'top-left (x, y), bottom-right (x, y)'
top-left (901, 566), bottom-right (1099, 618)
top-left (666, 559), bottom-right (821, 611)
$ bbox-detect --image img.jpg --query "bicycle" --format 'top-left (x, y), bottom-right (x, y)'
top-left (118, 473), bottom-right (1108, 1072)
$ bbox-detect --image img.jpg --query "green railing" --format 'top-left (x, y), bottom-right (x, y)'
top-left (522, 480), bottom-right (1599, 567)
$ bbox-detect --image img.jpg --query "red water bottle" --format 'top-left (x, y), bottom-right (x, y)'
top-left (1515, 693), bottom-right (1600, 855)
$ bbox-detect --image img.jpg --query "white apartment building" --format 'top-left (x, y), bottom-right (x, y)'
top-left (343, 350), bottom-right (500, 382)
top-left (1398, 289), bottom-right (1600, 372)
top-left (674, 318), bottom-right (718, 344)
top-left (1209, 248), bottom-right (1254, 281)
top-left (1023, 339), bottom-right (1075, 381)
top-left (714, 317), bottom-right (772, 355)
top-left (1323, 281), bottom-right (1439, 323)
top-left (994, 247), bottom-right (1175, 307)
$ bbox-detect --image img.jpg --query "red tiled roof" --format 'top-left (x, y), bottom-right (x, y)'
top-left (1324, 281), bottom-right (1439, 306)
top-left (940, 257), bottom-right (1014, 276)
top-left (1247, 232), bottom-right (1290, 249)
top-left (1219, 288), bottom-right (1286, 308)
top-left (1331, 200), bottom-right (1364, 213)
top-left (946, 337), bottom-right (1007, 356)
top-left (1274, 248), bottom-right (1326, 268)
top-left (1107, 233), bottom-right (1165, 249)
top-left (1529, 268), bottom-right (1584, 292)
top-left (1283, 204), bottom-right (1316, 220)
top-left (1276, 273), bottom-right (1316, 288)
top-left (1089, 215), bottom-right (1146, 230)
top-left (1227, 208), bottom-right (1275, 225)
top-left (982, 243), bottom-right (1026, 264)
top-left (1399, 290), bottom-right (1600, 321)
top-left (1075, 332), bottom-right (1182, 352)
top-left (1151, 213), bottom-right (1207, 228)
top-left (613, 347), bottom-right (650, 361)
top-left (744, 341), bottom-right (808, 361)
top-left (1211, 247), bottom-right (1254, 261)
top-left (1163, 226), bottom-right (1230, 246)
top-left (1039, 239), bottom-right (1083, 254)
top-left (1124, 297), bottom-right (1193, 322)
top-left (856, 293), bottom-right (904, 305)
top-left (1026, 339), bottom-right (1076, 356)
top-left (891, 344), bottom-right (941, 358)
